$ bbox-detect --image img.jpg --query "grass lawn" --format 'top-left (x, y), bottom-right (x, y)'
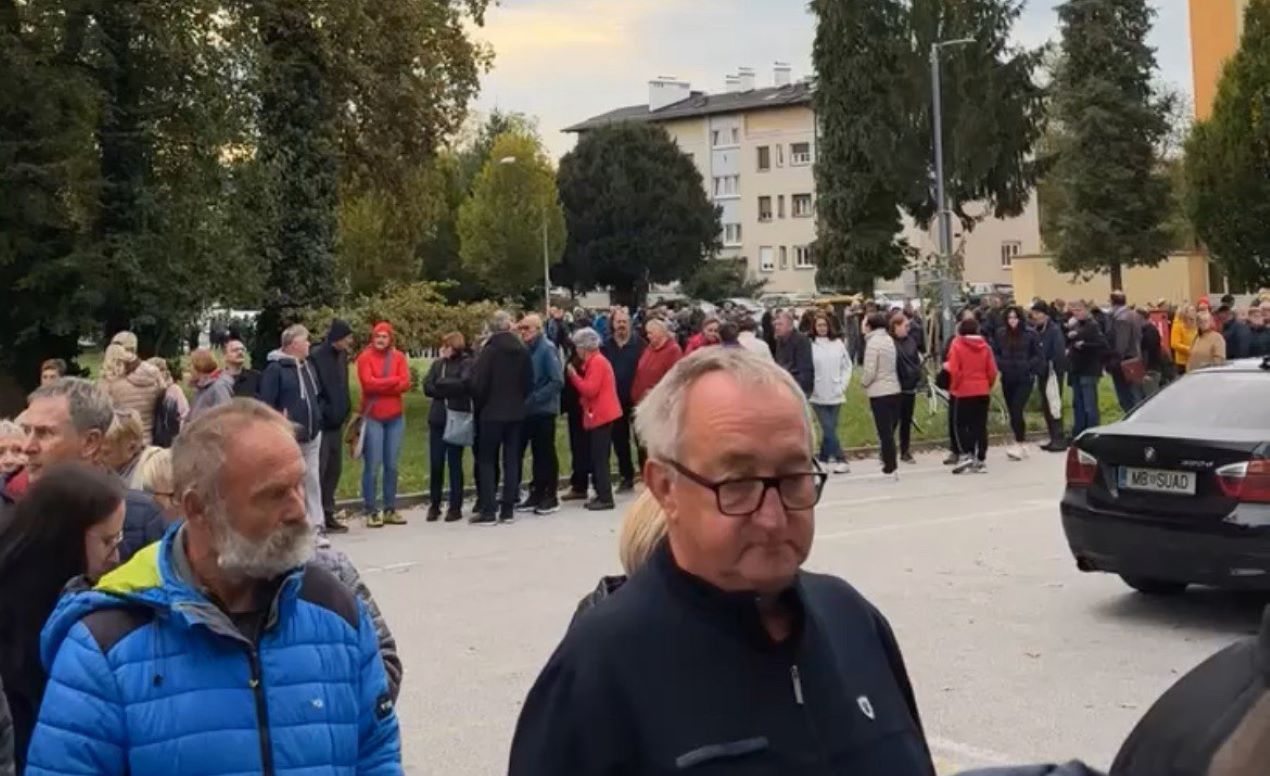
top-left (78, 350), bottom-right (1123, 501)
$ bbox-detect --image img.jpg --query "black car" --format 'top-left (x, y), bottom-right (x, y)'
top-left (1061, 356), bottom-right (1270, 595)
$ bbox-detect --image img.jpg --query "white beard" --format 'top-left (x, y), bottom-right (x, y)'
top-left (213, 516), bottom-right (313, 580)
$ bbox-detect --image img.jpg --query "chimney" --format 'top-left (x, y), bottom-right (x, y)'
top-left (725, 74), bottom-right (741, 93)
top-left (648, 76), bottom-right (691, 111)
top-left (737, 67), bottom-right (756, 92)
top-left (774, 61), bottom-right (791, 87)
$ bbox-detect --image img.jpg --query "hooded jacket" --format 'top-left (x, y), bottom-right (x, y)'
top-left (103, 362), bottom-right (165, 446)
top-left (568, 350), bottom-right (623, 430)
top-left (356, 323), bottom-right (412, 423)
top-left (23, 524), bottom-right (402, 776)
top-left (189, 370), bottom-right (235, 421)
top-left (469, 330), bottom-right (533, 422)
top-left (946, 335), bottom-right (999, 398)
top-left (258, 349), bottom-right (324, 443)
top-left (525, 333), bottom-right (564, 417)
top-left (311, 319), bottom-right (353, 430)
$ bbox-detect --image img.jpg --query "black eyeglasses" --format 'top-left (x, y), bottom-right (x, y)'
top-left (666, 460), bottom-right (828, 517)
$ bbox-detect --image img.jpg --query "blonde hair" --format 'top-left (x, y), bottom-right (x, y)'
top-left (136, 446), bottom-right (174, 497)
top-left (0, 419), bottom-right (21, 440)
top-left (105, 408), bottom-right (145, 455)
top-left (100, 343), bottom-right (138, 381)
top-left (146, 356), bottom-right (172, 384)
top-left (618, 490), bottom-right (667, 576)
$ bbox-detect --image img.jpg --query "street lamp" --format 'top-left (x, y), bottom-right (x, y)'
top-left (499, 156), bottom-right (552, 315)
top-left (930, 37), bottom-right (975, 338)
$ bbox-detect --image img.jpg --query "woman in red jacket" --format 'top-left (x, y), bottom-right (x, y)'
top-left (566, 327), bottom-right (622, 511)
top-left (945, 317), bottom-right (999, 475)
top-left (356, 322), bottom-right (412, 527)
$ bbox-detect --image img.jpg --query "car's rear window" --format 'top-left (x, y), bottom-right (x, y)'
top-left (1127, 371), bottom-right (1270, 429)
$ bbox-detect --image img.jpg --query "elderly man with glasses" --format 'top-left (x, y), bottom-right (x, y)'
top-left (509, 347), bottom-right (936, 776)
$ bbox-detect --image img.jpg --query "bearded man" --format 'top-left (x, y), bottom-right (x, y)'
top-left (25, 399), bottom-right (403, 775)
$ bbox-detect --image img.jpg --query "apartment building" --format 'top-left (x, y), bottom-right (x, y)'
top-left (564, 66), bottom-right (1040, 296)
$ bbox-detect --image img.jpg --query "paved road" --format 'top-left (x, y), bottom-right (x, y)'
top-left (338, 448), bottom-right (1267, 775)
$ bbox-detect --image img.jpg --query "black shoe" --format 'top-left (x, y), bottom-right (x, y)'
top-left (584, 499), bottom-right (616, 511)
top-left (425, 505), bottom-right (441, 523)
top-left (901, 453), bottom-right (916, 464)
top-left (444, 507), bottom-right (463, 523)
top-left (499, 506), bottom-right (516, 524)
top-left (943, 452), bottom-right (961, 466)
top-left (470, 513), bottom-right (497, 527)
top-left (515, 497), bottom-right (541, 513)
top-left (534, 499), bottom-right (560, 515)
top-left (616, 480), bottom-right (635, 494)
top-left (560, 489), bottom-right (589, 502)
top-left (323, 517), bottom-right (349, 534)
top-left (1043, 441), bottom-right (1069, 453)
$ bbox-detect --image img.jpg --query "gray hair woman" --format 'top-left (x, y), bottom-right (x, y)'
top-left (565, 327), bottom-right (622, 510)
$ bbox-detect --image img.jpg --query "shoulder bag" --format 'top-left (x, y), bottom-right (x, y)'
top-left (441, 360), bottom-right (475, 447)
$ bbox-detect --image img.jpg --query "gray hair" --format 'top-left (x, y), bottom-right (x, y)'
top-left (634, 347), bottom-right (812, 461)
top-left (28, 378), bottom-right (114, 435)
top-left (571, 327), bottom-right (602, 352)
top-left (280, 324), bottom-right (309, 349)
top-left (0, 419), bottom-right (21, 439)
top-left (490, 310), bottom-right (513, 333)
top-left (172, 398), bottom-right (293, 508)
top-left (645, 318), bottom-right (669, 335)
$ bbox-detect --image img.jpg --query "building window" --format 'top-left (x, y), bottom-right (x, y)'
top-left (712, 175), bottom-right (739, 197)
top-left (758, 196), bottom-right (772, 222)
top-left (790, 142), bottom-right (812, 165)
top-left (792, 193), bottom-right (813, 218)
top-left (711, 130), bottom-right (721, 147)
top-left (730, 127), bottom-right (740, 144)
top-left (779, 246), bottom-right (788, 270)
top-left (1001, 240), bottom-right (1021, 268)
top-left (757, 146), bottom-right (770, 172)
top-left (777, 195), bottom-right (785, 219)
top-left (795, 245), bottom-right (814, 269)
top-left (759, 246), bottom-right (774, 272)
top-left (776, 144), bottom-right (784, 167)
top-left (723, 223), bottom-right (742, 245)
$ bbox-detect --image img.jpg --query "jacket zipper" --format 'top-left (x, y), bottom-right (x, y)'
top-left (247, 647), bottom-right (275, 776)
top-left (790, 664), bottom-right (805, 705)
top-left (790, 664), bottom-right (830, 768)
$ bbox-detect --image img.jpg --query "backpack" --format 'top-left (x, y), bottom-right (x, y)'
top-left (151, 393), bottom-right (181, 448)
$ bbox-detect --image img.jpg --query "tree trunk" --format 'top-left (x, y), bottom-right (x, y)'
top-left (1108, 261), bottom-right (1123, 292)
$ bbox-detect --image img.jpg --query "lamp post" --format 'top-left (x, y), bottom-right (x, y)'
top-left (498, 155), bottom-right (552, 315)
top-left (930, 37), bottom-right (975, 338)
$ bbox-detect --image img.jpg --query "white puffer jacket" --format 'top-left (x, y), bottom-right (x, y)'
top-left (810, 337), bottom-right (852, 405)
top-left (859, 329), bottom-right (902, 398)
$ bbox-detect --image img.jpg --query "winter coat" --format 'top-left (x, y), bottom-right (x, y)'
top-left (103, 363), bottom-right (165, 446)
top-left (1188, 330), bottom-right (1227, 371)
top-left (630, 339), bottom-right (683, 406)
top-left (859, 329), bottom-right (902, 398)
top-left (775, 329), bottom-right (815, 396)
top-left (231, 368), bottom-right (261, 398)
top-left (946, 335), bottom-right (999, 398)
top-left (1141, 323), bottom-right (1164, 371)
top-left (423, 354), bottom-right (474, 426)
top-left (1109, 306), bottom-right (1144, 361)
top-left (1067, 318), bottom-right (1108, 379)
top-left (1170, 316), bottom-right (1197, 368)
top-left (1036, 319), bottom-right (1068, 376)
top-left (810, 337), bottom-right (851, 406)
top-left (119, 489), bottom-right (167, 564)
top-left (311, 340), bottom-right (352, 431)
top-left (1250, 324), bottom-right (1270, 357)
top-left (683, 333), bottom-right (714, 355)
top-left (24, 525), bottom-right (402, 776)
top-left (165, 382), bottom-right (190, 423)
top-left (525, 334), bottom-right (564, 417)
top-left (258, 350), bottom-right (324, 443)
top-left (356, 324), bottom-right (412, 423)
top-left (570, 575), bottom-right (628, 629)
top-left (894, 333), bottom-right (923, 393)
top-left (601, 335), bottom-right (644, 408)
top-left (0, 674), bottom-right (11, 776)
top-left (469, 331), bottom-right (534, 423)
top-left (993, 326), bottom-right (1043, 383)
top-left (1223, 318), bottom-right (1253, 359)
top-left (568, 350), bottom-right (622, 430)
top-left (189, 370), bottom-right (235, 422)
top-left (312, 547), bottom-right (403, 702)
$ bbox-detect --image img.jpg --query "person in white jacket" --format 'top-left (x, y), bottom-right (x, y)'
top-left (859, 312), bottom-right (903, 476)
top-left (810, 313), bottom-right (852, 474)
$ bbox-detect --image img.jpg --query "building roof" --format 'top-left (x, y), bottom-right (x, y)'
top-left (563, 81), bottom-right (814, 133)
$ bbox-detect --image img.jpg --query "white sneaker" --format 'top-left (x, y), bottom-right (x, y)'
top-left (832, 461), bottom-right (850, 475)
top-left (1006, 445), bottom-right (1023, 461)
top-left (314, 531), bottom-right (332, 549)
top-left (1021, 445), bottom-right (1031, 459)
top-left (952, 455), bottom-right (976, 474)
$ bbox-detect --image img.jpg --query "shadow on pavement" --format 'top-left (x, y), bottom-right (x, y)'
top-left (1094, 588), bottom-right (1269, 637)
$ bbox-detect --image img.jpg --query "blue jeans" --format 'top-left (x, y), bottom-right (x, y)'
top-left (362, 415), bottom-right (405, 512)
top-left (1071, 375), bottom-right (1101, 438)
top-left (812, 403), bottom-right (844, 462)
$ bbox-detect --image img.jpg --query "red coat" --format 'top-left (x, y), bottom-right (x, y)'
top-left (630, 339), bottom-right (684, 405)
top-left (569, 351), bottom-right (622, 430)
top-left (356, 322), bottom-right (412, 421)
top-left (946, 335), bottom-right (998, 398)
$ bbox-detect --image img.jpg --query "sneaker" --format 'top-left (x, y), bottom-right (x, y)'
top-left (365, 511), bottom-right (384, 528)
top-left (901, 453), bottom-right (916, 465)
top-left (470, 513), bottom-right (498, 527)
top-left (831, 461), bottom-right (850, 475)
top-left (1043, 441), bottom-right (1069, 453)
top-left (943, 452), bottom-right (961, 466)
top-left (972, 460), bottom-right (988, 474)
top-left (323, 517), bottom-right (349, 534)
top-left (444, 506), bottom-right (463, 523)
top-left (560, 489), bottom-right (589, 502)
top-left (584, 499), bottom-right (616, 511)
top-left (383, 510), bottom-right (408, 526)
top-left (1006, 445), bottom-right (1024, 461)
top-left (515, 496), bottom-right (541, 513)
top-left (334, 508), bottom-right (353, 523)
top-left (616, 480), bottom-right (635, 494)
top-left (534, 499), bottom-right (560, 515)
top-left (951, 455), bottom-right (976, 475)
top-left (315, 531), bottom-right (332, 549)
top-left (498, 506), bottom-right (516, 524)
top-left (425, 505), bottom-right (441, 523)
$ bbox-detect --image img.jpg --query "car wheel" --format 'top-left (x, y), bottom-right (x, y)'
top-left (1120, 575), bottom-right (1188, 596)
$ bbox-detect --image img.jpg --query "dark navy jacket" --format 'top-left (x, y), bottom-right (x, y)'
top-left (258, 350), bottom-right (323, 443)
top-left (601, 334), bottom-right (644, 408)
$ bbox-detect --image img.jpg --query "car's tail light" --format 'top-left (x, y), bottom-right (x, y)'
top-left (1066, 447), bottom-right (1098, 486)
top-left (1216, 460), bottom-right (1270, 503)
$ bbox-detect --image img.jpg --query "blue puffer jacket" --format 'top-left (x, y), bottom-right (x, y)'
top-left (524, 333), bottom-right (563, 417)
top-left (25, 524), bottom-right (402, 775)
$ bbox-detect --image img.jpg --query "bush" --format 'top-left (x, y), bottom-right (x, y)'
top-left (301, 281), bottom-right (499, 352)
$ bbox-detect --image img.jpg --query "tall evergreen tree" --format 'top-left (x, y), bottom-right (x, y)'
top-left (1185, 0), bottom-right (1270, 291)
top-left (811, 0), bottom-right (913, 295)
top-left (1047, 0), bottom-right (1172, 289)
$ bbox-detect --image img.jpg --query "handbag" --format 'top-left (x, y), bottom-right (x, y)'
top-left (346, 346), bottom-right (395, 458)
top-left (443, 408), bottom-right (475, 447)
top-left (1045, 367), bottom-right (1062, 420)
top-left (1120, 357), bottom-right (1146, 385)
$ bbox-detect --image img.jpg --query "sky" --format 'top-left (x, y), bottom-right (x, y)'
top-left (472, 0), bottom-right (1193, 159)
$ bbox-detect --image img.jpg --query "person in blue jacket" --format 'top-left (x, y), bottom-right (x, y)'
top-left (517, 314), bottom-right (564, 515)
top-left (24, 399), bottom-right (402, 776)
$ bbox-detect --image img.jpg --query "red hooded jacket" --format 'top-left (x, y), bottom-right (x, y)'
top-left (946, 335), bottom-right (999, 398)
top-left (356, 322), bottom-right (412, 421)
top-left (569, 350), bottom-right (622, 430)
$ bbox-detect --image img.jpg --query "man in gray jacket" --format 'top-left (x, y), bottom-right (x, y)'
top-left (1107, 291), bottom-right (1145, 414)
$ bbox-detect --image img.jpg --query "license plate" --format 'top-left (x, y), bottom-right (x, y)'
top-left (1118, 467), bottom-right (1196, 495)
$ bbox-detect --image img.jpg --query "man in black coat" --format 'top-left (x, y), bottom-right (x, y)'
top-left (309, 319), bottom-right (355, 535)
top-left (600, 308), bottom-right (644, 492)
top-left (772, 311), bottom-right (814, 396)
top-left (509, 348), bottom-right (936, 776)
top-left (1031, 303), bottom-right (1069, 451)
top-left (1066, 302), bottom-right (1108, 439)
top-left (469, 310), bottom-right (534, 525)
top-left (224, 337), bottom-right (261, 398)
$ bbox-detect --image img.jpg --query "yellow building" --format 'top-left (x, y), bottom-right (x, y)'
top-left (1190, 0), bottom-right (1250, 119)
top-left (1011, 252), bottom-right (1213, 306)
